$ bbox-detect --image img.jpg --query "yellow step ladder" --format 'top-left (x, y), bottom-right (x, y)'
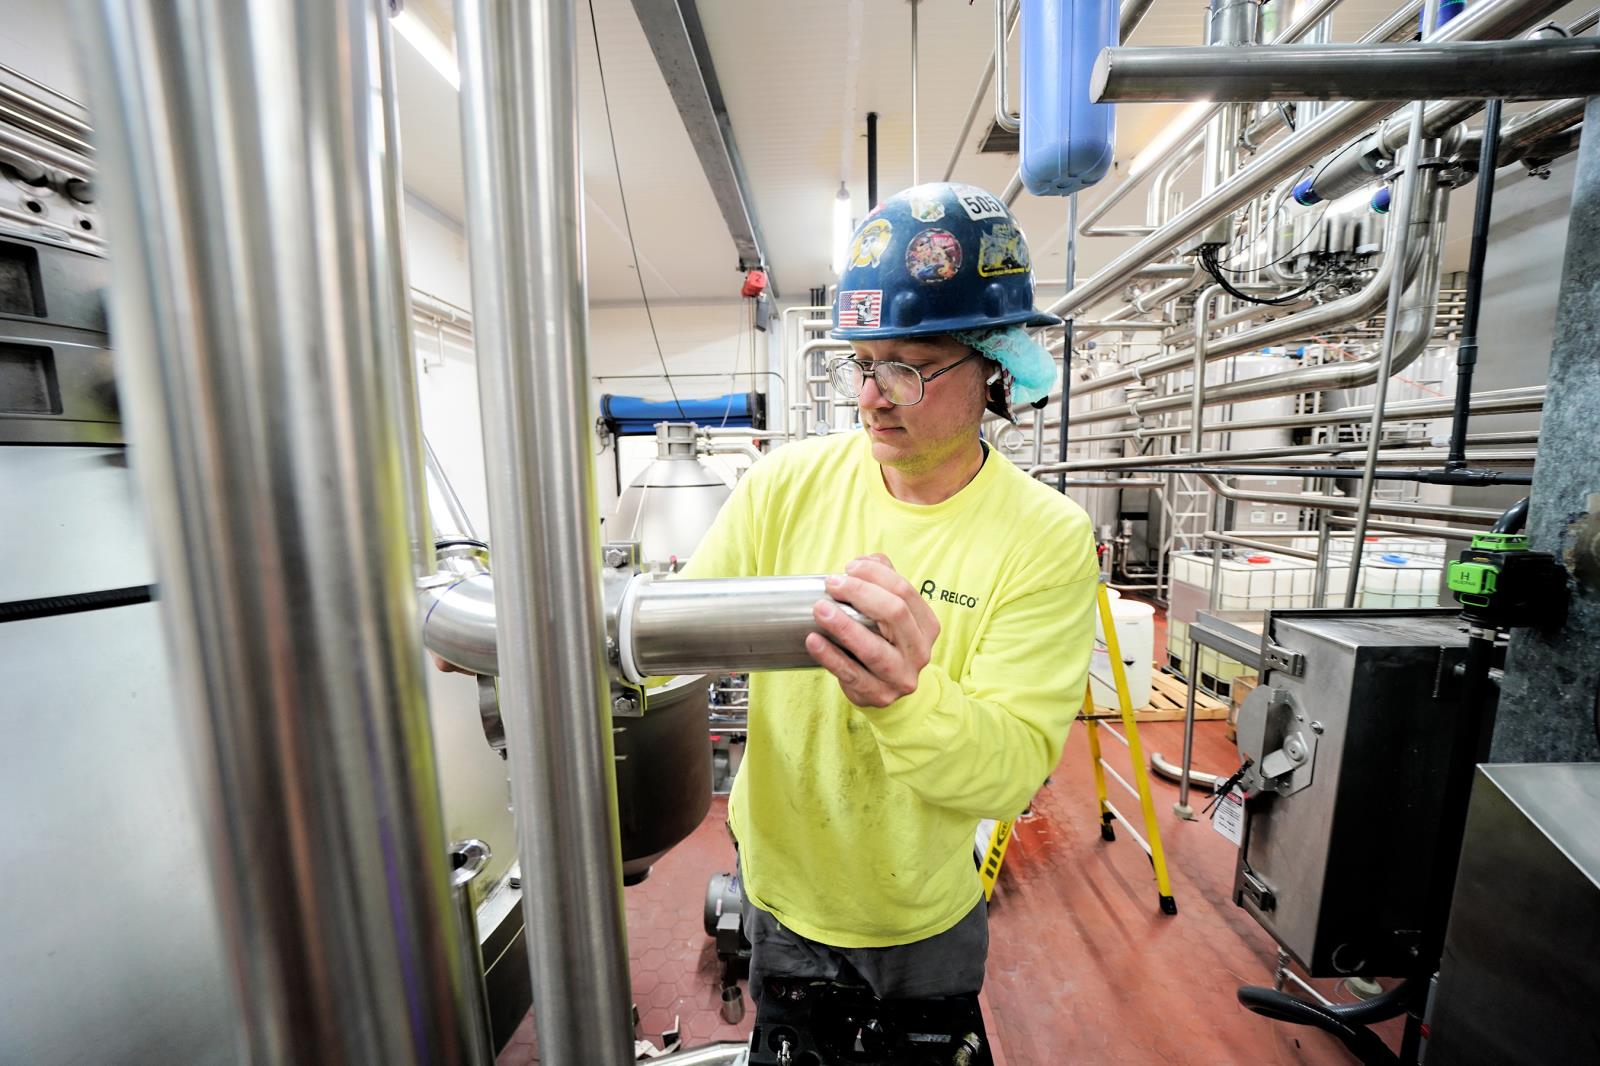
top-left (979, 581), bottom-right (1178, 915)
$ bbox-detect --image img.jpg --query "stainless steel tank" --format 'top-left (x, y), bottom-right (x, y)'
top-left (603, 427), bottom-right (736, 878)
top-left (607, 422), bottom-right (732, 573)
top-left (614, 674), bottom-right (713, 884)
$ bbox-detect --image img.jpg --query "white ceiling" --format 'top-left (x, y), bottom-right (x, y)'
top-left (395, 0), bottom-right (740, 304)
top-left (393, 0), bottom-right (1586, 310)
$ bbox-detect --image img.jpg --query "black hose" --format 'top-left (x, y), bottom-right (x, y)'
top-left (0, 584), bottom-right (155, 624)
top-left (1323, 979), bottom-right (1413, 1024)
top-left (1238, 987), bottom-right (1402, 1065)
top-left (866, 111), bottom-right (878, 208)
top-left (1447, 98), bottom-right (1504, 469)
top-left (1491, 496), bottom-right (1529, 534)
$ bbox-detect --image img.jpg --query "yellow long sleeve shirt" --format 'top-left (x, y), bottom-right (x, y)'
top-left (679, 429), bottom-right (1098, 948)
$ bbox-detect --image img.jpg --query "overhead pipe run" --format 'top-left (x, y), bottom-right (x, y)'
top-left (1059, 168), bottom-right (1447, 423)
top-left (1044, 0), bottom-right (1572, 321)
top-left (1071, 0), bottom-right (1349, 241)
top-left (1091, 37), bottom-right (1600, 104)
top-left (1455, 96), bottom-right (1588, 169)
top-left (76, 0), bottom-right (479, 1059)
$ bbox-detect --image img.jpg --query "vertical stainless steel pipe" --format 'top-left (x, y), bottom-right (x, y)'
top-left (373, 11), bottom-right (433, 579)
top-left (453, 1), bottom-right (636, 1061)
top-left (1345, 0), bottom-right (1442, 605)
top-left (1175, 284), bottom-right (1224, 819)
top-left (912, 0), bottom-right (922, 183)
top-left (449, 840), bottom-right (497, 1066)
top-left (425, 435), bottom-right (481, 542)
top-left (76, 0), bottom-right (476, 1061)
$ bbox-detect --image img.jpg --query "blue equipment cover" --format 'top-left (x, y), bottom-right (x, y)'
top-left (599, 392), bottom-right (761, 435)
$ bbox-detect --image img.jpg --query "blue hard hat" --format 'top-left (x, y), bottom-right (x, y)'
top-left (831, 182), bottom-right (1063, 341)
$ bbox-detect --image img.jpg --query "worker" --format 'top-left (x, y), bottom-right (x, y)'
top-left (680, 182), bottom-right (1099, 1003)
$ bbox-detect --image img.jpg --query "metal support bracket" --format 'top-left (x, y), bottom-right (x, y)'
top-left (1263, 642), bottom-right (1306, 676)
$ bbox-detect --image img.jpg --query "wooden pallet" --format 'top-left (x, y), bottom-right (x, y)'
top-left (1084, 669), bottom-right (1230, 723)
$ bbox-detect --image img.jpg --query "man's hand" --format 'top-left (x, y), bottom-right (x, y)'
top-left (806, 554), bottom-right (941, 708)
top-left (430, 651), bottom-right (476, 676)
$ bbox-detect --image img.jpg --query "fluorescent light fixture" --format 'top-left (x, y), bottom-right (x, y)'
top-left (830, 183), bottom-right (852, 276)
top-left (1326, 184), bottom-right (1376, 215)
top-left (1127, 100), bottom-right (1213, 179)
top-left (393, 8), bottom-right (460, 91)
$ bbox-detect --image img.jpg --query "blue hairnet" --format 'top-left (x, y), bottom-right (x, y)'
top-left (953, 326), bottom-right (1059, 407)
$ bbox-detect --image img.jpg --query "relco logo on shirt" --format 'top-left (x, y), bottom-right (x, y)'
top-left (919, 580), bottom-right (980, 610)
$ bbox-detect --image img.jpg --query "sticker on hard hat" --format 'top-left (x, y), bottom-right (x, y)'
top-left (954, 187), bottom-right (1007, 222)
top-left (977, 224), bottom-right (1029, 277)
top-left (848, 218), bottom-right (893, 268)
top-left (904, 229), bottom-right (962, 283)
top-left (907, 194), bottom-right (945, 222)
top-left (838, 290), bottom-right (883, 328)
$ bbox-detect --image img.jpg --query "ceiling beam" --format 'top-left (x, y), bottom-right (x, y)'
top-left (628, 0), bottom-right (777, 296)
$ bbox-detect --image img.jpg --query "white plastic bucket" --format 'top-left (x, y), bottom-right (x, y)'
top-left (1092, 586), bottom-right (1121, 639)
top-left (1089, 599), bottom-right (1155, 709)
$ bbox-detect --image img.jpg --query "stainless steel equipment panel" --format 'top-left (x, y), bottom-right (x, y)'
top-left (1233, 609), bottom-right (1474, 976)
top-left (1426, 763), bottom-right (1600, 1064)
top-left (0, 446), bottom-right (155, 602)
top-left (0, 231), bottom-right (118, 446)
top-left (0, 601), bottom-right (235, 1064)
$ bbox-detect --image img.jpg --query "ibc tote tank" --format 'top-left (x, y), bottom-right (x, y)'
top-left (1020, 0), bottom-right (1119, 196)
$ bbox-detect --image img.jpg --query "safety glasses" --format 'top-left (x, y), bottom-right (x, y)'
top-left (827, 351), bottom-right (981, 407)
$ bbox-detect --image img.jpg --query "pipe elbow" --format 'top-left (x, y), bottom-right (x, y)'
top-left (419, 571), bottom-right (500, 676)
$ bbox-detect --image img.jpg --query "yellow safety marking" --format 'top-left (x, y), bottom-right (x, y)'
top-left (978, 819), bottom-right (1013, 901)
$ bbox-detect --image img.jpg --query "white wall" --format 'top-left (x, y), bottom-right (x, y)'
top-left (406, 194), bottom-right (490, 545)
top-left (403, 193), bottom-right (776, 524)
top-left (587, 299), bottom-right (775, 514)
top-left (0, 1), bottom-right (82, 102)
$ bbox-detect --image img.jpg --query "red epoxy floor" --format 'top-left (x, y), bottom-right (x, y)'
top-left (497, 718), bottom-right (1380, 1065)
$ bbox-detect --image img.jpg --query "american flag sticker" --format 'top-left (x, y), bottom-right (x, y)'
top-left (839, 289), bottom-right (883, 328)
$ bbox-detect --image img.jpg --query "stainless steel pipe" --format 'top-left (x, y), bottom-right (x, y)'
top-left (1045, 0), bottom-right (1570, 320)
top-left (1074, 0), bottom-right (1343, 241)
top-left (373, 12), bottom-right (432, 579)
top-left (1457, 96), bottom-right (1589, 167)
top-left (942, 1), bottom-right (1017, 181)
top-left (420, 571), bottom-right (499, 676)
top-left (1120, 0), bottom-right (1159, 39)
top-left (454, 0), bottom-right (634, 1060)
top-left (1092, 37), bottom-right (1600, 103)
top-left (421, 572), bottom-right (877, 680)
top-left (449, 840), bottom-right (497, 1066)
top-left (1057, 387), bottom-right (1545, 442)
top-left (992, 0), bottom-right (1020, 133)
top-left (1059, 169), bottom-right (1447, 424)
top-left (1195, 473), bottom-right (1504, 525)
top-left (1346, 65), bottom-right (1437, 603)
top-left (76, 0), bottom-right (477, 1060)
top-left (620, 576), bottom-right (877, 681)
top-left (425, 435), bottom-right (481, 542)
